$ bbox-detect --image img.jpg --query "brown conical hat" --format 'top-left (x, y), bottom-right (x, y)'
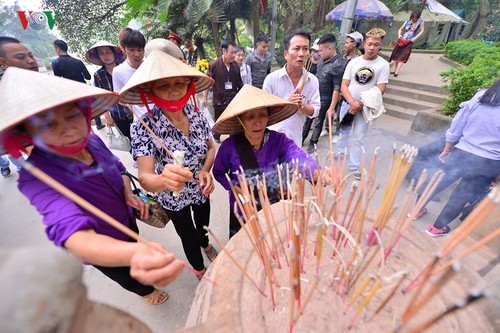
top-left (0, 67), bottom-right (119, 133)
top-left (85, 41), bottom-right (126, 66)
top-left (212, 84), bottom-right (298, 135)
top-left (119, 50), bottom-right (214, 105)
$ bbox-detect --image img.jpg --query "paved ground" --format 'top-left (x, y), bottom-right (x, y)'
top-left (1, 53), bottom-right (497, 332)
top-left (382, 50), bottom-right (452, 87)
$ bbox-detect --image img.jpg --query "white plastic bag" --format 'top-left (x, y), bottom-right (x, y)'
top-left (106, 127), bottom-right (131, 152)
top-left (202, 106), bottom-right (215, 129)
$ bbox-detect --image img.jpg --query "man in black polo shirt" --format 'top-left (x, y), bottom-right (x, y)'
top-left (305, 34), bottom-right (340, 153)
top-left (52, 39), bottom-right (91, 83)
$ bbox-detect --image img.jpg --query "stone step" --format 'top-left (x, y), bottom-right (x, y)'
top-left (383, 92), bottom-right (442, 111)
top-left (388, 77), bottom-right (449, 95)
top-left (385, 85), bottom-right (448, 105)
top-left (384, 103), bottom-right (417, 121)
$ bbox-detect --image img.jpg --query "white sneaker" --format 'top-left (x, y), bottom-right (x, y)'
top-left (320, 130), bottom-right (328, 137)
top-left (332, 135), bottom-right (340, 144)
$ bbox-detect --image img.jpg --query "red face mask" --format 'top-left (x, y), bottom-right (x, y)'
top-left (139, 80), bottom-right (197, 119)
top-left (44, 100), bottom-right (92, 155)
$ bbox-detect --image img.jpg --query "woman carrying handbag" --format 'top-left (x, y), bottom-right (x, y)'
top-left (120, 50), bottom-right (219, 279)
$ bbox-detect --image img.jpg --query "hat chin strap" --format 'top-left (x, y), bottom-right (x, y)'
top-left (1, 100), bottom-right (92, 157)
top-left (139, 80), bottom-right (197, 119)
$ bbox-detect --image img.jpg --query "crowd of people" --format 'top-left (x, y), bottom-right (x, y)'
top-left (0, 20), bottom-right (498, 308)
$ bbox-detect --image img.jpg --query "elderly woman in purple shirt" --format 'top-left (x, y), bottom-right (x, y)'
top-left (213, 85), bottom-right (317, 238)
top-left (412, 79), bottom-right (500, 237)
top-left (0, 67), bottom-right (184, 305)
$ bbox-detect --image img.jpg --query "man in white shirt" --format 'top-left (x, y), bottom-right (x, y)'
top-left (113, 28), bottom-right (148, 119)
top-left (263, 29), bottom-right (320, 148)
top-left (336, 28), bottom-right (390, 179)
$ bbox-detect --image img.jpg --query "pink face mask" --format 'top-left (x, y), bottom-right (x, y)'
top-left (139, 80), bottom-right (197, 119)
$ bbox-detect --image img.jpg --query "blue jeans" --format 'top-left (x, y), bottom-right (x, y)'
top-left (335, 102), bottom-right (369, 171)
top-left (1, 155), bottom-right (22, 171)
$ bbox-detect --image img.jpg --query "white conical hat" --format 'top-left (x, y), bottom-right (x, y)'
top-left (119, 50), bottom-right (214, 105)
top-left (0, 67), bottom-right (119, 133)
top-left (212, 84), bottom-right (298, 135)
top-left (85, 41), bottom-right (126, 66)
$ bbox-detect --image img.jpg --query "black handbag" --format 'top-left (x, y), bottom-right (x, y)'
top-left (123, 172), bottom-right (170, 228)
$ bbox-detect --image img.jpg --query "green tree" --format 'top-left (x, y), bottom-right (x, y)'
top-left (41, 0), bottom-right (126, 54)
top-left (0, 1), bottom-right (58, 61)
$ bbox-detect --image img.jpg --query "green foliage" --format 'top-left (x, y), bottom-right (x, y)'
top-left (443, 40), bottom-right (496, 65)
top-left (0, 2), bottom-right (58, 61)
top-left (441, 41), bottom-right (500, 116)
top-left (41, 0), bottom-right (126, 55)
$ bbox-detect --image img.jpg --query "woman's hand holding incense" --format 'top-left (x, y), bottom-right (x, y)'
top-left (160, 164), bottom-right (193, 192)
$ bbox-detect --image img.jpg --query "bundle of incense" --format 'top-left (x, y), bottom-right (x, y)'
top-left (441, 185), bottom-right (499, 256)
top-left (401, 290), bottom-right (485, 333)
top-left (236, 173), bottom-right (279, 293)
top-left (401, 263), bottom-right (459, 325)
top-left (257, 178), bottom-right (281, 266)
top-left (432, 228), bottom-right (499, 276)
top-left (348, 278), bottom-right (382, 329)
top-left (367, 145), bottom-right (417, 246)
top-left (405, 185), bottom-right (499, 293)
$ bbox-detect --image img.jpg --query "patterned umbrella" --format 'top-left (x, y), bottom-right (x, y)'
top-left (326, 0), bottom-right (394, 22)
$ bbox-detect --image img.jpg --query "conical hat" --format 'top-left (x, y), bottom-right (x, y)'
top-left (85, 41), bottom-right (126, 66)
top-left (0, 67), bottom-right (119, 133)
top-left (212, 85), bottom-right (298, 135)
top-left (145, 38), bottom-right (184, 60)
top-left (119, 50), bottom-right (214, 105)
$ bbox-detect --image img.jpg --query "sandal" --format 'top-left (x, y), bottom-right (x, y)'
top-left (203, 243), bottom-right (218, 262)
top-left (142, 288), bottom-right (169, 305)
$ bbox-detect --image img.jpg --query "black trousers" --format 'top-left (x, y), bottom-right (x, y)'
top-left (419, 149), bottom-right (500, 229)
top-left (93, 220), bottom-right (154, 297)
top-left (406, 136), bottom-right (446, 181)
top-left (166, 200), bottom-right (210, 271)
top-left (309, 101), bottom-right (332, 144)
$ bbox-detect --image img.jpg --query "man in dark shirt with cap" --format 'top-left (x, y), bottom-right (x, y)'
top-left (52, 39), bottom-right (91, 83)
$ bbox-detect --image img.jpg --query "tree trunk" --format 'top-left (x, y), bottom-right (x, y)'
top-left (195, 37), bottom-right (206, 60)
top-left (314, 0), bottom-right (336, 31)
top-left (209, 18), bottom-right (221, 56)
top-left (464, 0), bottom-right (491, 39)
top-left (252, 0), bottom-right (260, 43)
top-left (230, 18), bottom-right (237, 43)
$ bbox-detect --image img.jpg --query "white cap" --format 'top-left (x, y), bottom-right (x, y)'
top-left (346, 31), bottom-right (363, 45)
top-left (311, 38), bottom-right (320, 51)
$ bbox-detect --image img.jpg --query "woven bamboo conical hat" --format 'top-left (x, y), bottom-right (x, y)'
top-left (0, 67), bottom-right (119, 133)
top-left (119, 50), bottom-right (213, 105)
top-left (85, 41), bottom-right (125, 66)
top-left (212, 84), bottom-right (298, 135)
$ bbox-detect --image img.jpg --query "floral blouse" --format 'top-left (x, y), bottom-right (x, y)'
top-left (131, 104), bottom-right (212, 211)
